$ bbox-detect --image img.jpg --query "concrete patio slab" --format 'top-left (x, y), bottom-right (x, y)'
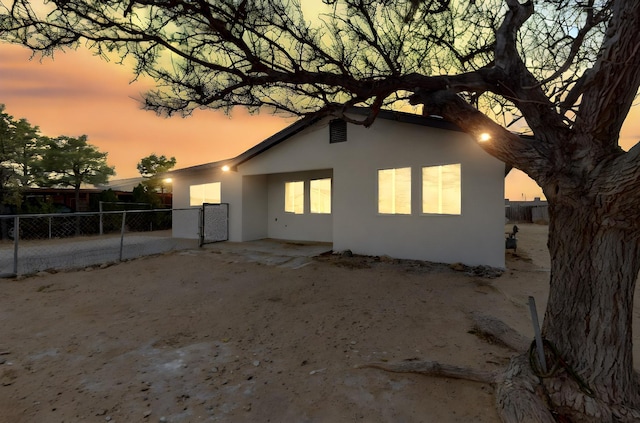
top-left (202, 239), bottom-right (333, 268)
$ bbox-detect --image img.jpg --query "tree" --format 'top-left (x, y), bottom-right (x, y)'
top-left (12, 118), bottom-right (46, 187)
top-left (0, 104), bottom-right (21, 210)
top-left (131, 182), bottom-right (161, 208)
top-left (2, 1), bottom-right (640, 420)
top-left (136, 153), bottom-right (176, 193)
top-left (42, 135), bottom-right (115, 211)
top-left (0, 104), bottom-right (43, 210)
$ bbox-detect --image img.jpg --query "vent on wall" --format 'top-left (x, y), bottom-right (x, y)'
top-left (329, 119), bottom-right (347, 143)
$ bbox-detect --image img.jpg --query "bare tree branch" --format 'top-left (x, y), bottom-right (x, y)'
top-left (576, 0), bottom-right (640, 147)
top-left (0, 0), bottom-right (632, 176)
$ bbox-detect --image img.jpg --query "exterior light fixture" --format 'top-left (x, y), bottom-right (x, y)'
top-left (478, 133), bottom-right (491, 142)
top-left (160, 178), bottom-right (173, 195)
top-left (222, 165), bottom-right (230, 172)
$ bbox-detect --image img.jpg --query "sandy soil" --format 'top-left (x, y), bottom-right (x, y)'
top-left (0, 223), bottom-right (614, 423)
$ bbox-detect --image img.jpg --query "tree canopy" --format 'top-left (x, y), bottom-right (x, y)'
top-left (136, 153), bottom-right (176, 202)
top-left (0, 105), bottom-right (117, 210)
top-left (0, 1), bottom-right (623, 124)
top-left (42, 134), bottom-right (115, 190)
top-left (137, 153), bottom-right (176, 178)
top-left (0, 104), bottom-right (47, 208)
top-left (12, 117), bottom-right (45, 187)
top-left (2, 1), bottom-right (636, 197)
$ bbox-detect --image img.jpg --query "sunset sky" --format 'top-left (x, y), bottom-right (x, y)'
top-left (0, 43), bottom-right (292, 177)
top-left (1, 41), bottom-right (639, 201)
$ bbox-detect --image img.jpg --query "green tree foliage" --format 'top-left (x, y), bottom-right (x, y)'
top-left (137, 153), bottom-right (177, 178)
top-left (12, 118), bottom-right (46, 187)
top-left (132, 182), bottom-right (161, 208)
top-left (42, 135), bottom-right (115, 209)
top-left (99, 188), bottom-right (119, 204)
top-left (0, 105), bottom-right (117, 213)
top-left (137, 153), bottom-right (176, 193)
top-left (0, 104), bottom-right (20, 209)
top-left (0, 104), bottom-right (46, 210)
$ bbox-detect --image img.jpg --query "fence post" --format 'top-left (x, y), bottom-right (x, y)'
top-left (199, 206), bottom-right (204, 247)
top-left (99, 201), bottom-right (104, 235)
top-left (119, 211), bottom-right (127, 261)
top-left (13, 216), bottom-right (19, 276)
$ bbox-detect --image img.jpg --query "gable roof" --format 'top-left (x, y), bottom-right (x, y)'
top-left (168, 108), bottom-right (464, 176)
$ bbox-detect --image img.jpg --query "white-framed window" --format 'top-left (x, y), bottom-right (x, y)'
top-left (285, 181), bottom-right (304, 214)
top-left (310, 178), bottom-right (332, 214)
top-left (190, 182), bottom-right (221, 206)
top-left (378, 167), bottom-right (411, 215)
top-left (422, 163), bottom-right (461, 215)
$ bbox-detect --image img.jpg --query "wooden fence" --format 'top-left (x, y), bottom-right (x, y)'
top-left (506, 204), bottom-right (549, 223)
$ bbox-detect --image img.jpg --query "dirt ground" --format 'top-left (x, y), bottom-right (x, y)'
top-left (0, 224), bottom-right (630, 423)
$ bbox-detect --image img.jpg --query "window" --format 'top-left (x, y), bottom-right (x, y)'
top-left (422, 164), bottom-right (461, 215)
top-left (190, 182), bottom-right (221, 206)
top-left (310, 178), bottom-right (332, 214)
top-left (285, 181), bottom-right (304, 214)
top-left (378, 167), bottom-right (411, 214)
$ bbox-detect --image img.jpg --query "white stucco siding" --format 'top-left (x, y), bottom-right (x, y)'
top-left (171, 169), bottom-right (243, 241)
top-left (265, 170), bottom-right (333, 242)
top-left (223, 174), bottom-right (244, 241)
top-left (237, 116), bottom-right (504, 266)
top-left (329, 119), bottom-right (505, 268)
top-left (241, 175), bottom-right (268, 241)
top-left (171, 172), bottom-right (202, 239)
top-left (171, 113), bottom-right (504, 267)
top-left (239, 124), bottom-right (336, 175)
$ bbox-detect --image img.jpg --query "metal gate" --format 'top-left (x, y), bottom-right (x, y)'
top-left (200, 203), bottom-right (229, 246)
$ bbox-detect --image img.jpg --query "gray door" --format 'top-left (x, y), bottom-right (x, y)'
top-left (200, 203), bottom-right (229, 246)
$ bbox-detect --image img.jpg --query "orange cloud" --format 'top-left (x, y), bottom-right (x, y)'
top-left (0, 43), bottom-right (290, 178)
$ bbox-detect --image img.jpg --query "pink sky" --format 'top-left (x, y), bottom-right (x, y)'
top-left (0, 43), bottom-right (291, 179)
top-left (1, 42), bottom-right (639, 200)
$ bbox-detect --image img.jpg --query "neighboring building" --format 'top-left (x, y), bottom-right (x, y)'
top-left (9, 176), bottom-right (172, 213)
top-left (169, 109), bottom-right (506, 267)
top-left (18, 187), bottom-right (131, 212)
top-left (95, 177), bottom-right (172, 208)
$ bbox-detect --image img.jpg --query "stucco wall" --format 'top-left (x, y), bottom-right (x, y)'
top-left (173, 114), bottom-right (505, 267)
top-left (239, 116), bottom-right (505, 267)
top-left (171, 168), bottom-right (243, 241)
top-left (241, 175), bottom-right (268, 241)
top-left (265, 170), bottom-right (333, 242)
top-left (330, 119), bottom-right (504, 267)
top-left (171, 172), bottom-right (202, 239)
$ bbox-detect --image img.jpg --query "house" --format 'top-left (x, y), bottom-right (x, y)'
top-left (17, 187), bottom-right (138, 212)
top-left (169, 108), bottom-right (506, 268)
top-left (94, 177), bottom-right (173, 208)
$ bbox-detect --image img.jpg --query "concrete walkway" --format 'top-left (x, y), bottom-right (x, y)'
top-left (201, 239), bottom-right (333, 269)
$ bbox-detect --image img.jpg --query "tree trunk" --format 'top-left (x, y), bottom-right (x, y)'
top-left (415, 88), bottom-right (640, 419)
top-left (538, 200), bottom-right (640, 419)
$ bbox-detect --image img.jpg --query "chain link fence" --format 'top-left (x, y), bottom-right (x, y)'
top-left (0, 209), bottom-right (196, 277)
